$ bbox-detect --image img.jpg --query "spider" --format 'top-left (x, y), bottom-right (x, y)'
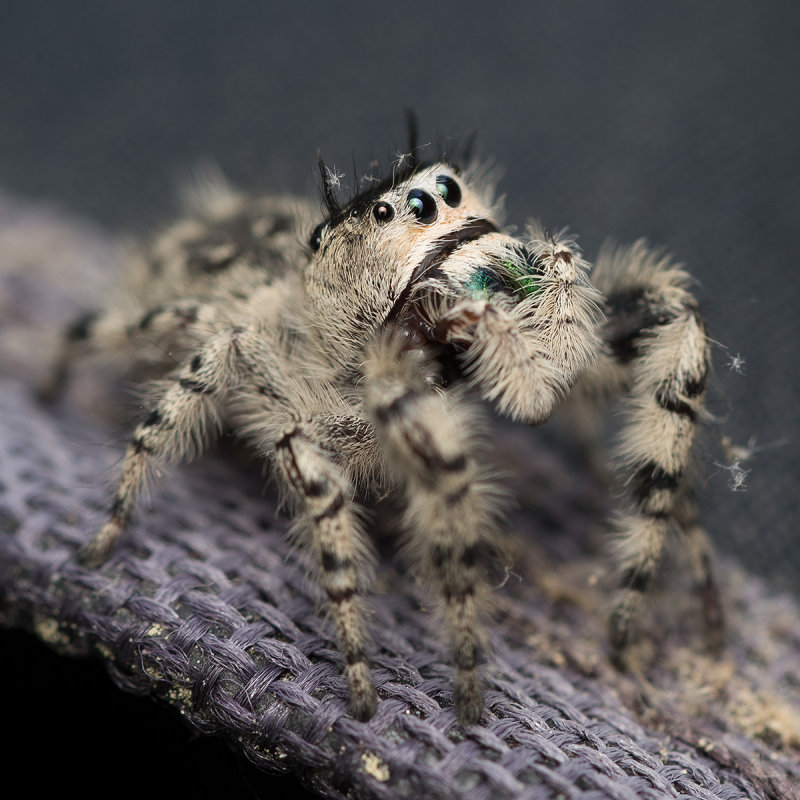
top-left (40, 127), bottom-right (723, 725)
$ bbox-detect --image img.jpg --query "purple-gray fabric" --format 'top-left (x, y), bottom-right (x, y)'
top-left (1, 198), bottom-right (798, 800)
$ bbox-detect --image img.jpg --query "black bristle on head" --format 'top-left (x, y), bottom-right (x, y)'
top-left (459, 128), bottom-right (478, 167)
top-left (436, 129), bottom-right (478, 173)
top-left (352, 153), bottom-right (360, 195)
top-left (405, 108), bottom-right (420, 169)
top-left (315, 116), bottom-right (477, 228)
top-left (317, 150), bottom-right (342, 221)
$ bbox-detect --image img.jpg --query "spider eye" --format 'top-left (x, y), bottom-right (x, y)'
top-left (406, 189), bottom-right (437, 223)
top-left (372, 201), bottom-right (394, 223)
top-left (435, 175), bottom-right (462, 207)
top-left (309, 222), bottom-right (324, 252)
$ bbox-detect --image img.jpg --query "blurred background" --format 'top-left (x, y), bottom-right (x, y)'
top-left (1, 2), bottom-right (797, 796)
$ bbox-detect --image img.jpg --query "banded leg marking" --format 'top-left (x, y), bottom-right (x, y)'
top-left (367, 345), bottom-right (497, 724)
top-left (78, 328), bottom-right (241, 566)
top-left (274, 423), bottom-right (377, 721)
top-left (597, 244), bottom-right (717, 650)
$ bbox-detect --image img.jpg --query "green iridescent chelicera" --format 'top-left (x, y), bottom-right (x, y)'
top-left (503, 258), bottom-right (543, 299)
top-left (463, 260), bottom-right (541, 301)
top-left (464, 267), bottom-right (497, 299)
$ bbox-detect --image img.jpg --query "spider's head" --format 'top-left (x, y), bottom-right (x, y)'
top-left (303, 159), bottom-right (539, 360)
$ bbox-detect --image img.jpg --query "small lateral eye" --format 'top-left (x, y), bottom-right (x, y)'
top-left (406, 189), bottom-right (437, 223)
top-left (435, 175), bottom-right (462, 207)
top-left (309, 222), bottom-right (324, 252)
top-left (372, 201), bottom-right (394, 223)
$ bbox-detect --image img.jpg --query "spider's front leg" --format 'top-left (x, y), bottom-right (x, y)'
top-left (365, 336), bottom-right (502, 725)
top-left (590, 241), bottom-right (723, 653)
top-left (269, 411), bottom-right (380, 721)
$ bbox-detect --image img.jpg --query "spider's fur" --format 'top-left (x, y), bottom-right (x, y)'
top-left (40, 143), bottom-right (723, 725)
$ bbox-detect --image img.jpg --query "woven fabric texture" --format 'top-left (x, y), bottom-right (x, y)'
top-left (1, 197), bottom-right (799, 799)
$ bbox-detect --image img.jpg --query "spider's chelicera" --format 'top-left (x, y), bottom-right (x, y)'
top-left (41, 134), bottom-right (723, 725)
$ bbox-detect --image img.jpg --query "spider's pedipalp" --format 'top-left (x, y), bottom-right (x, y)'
top-left (431, 227), bottom-right (602, 424)
top-left (434, 295), bottom-right (566, 423)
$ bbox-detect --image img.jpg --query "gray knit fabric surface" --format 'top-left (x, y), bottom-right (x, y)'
top-left (1, 196), bottom-right (799, 800)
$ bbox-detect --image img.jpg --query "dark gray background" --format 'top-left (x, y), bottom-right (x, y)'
top-left (1, 2), bottom-right (797, 796)
top-left (2, 0), bottom-right (795, 587)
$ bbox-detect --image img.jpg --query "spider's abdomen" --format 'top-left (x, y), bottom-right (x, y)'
top-left (129, 190), bottom-right (316, 313)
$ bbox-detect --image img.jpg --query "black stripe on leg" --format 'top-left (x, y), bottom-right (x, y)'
top-left (328, 586), bottom-right (356, 605)
top-left (630, 462), bottom-right (682, 505)
top-left (444, 482), bottom-right (471, 506)
top-left (443, 584), bottom-right (476, 601)
top-left (312, 491), bottom-right (345, 523)
top-left (373, 389), bottom-right (416, 425)
top-left (67, 311), bottom-right (99, 341)
top-left (345, 648), bottom-right (367, 666)
top-left (179, 377), bottom-right (212, 394)
top-left (131, 436), bottom-right (153, 455)
top-left (403, 432), bottom-right (468, 478)
top-left (684, 374), bottom-right (708, 398)
top-left (109, 496), bottom-right (123, 518)
top-left (274, 430), bottom-right (348, 520)
top-left (138, 307), bottom-right (163, 330)
top-left (604, 289), bottom-right (671, 363)
top-left (655, 385), bottom-right (698, 420)
top-left (461, 543), bottom-right (480, 567)
top-left (321, 547), bottom-right (354, 574)
top-left (431, 542), bottom-right (482, 570)
top-left (303, 478), bottom-right (328, 499)
top-left (274, 429), bottom-right (294, 452)
top-left (655, 370), bottom-right (708, 417)
top-left (138, 304), bottom-right (199, 330)
top-left (452, 645), bottom-right (478, 672)
top-left (142, 409), bottom-right (162, 427)
top-left (375, 390), bottom-right (471, 476)
top-left (619, 566), bottom-right (652, 594)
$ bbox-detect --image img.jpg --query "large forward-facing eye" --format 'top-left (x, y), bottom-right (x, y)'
top-left (435, 175), bottom-right (462, 207)
top-left (309, 222), bottom-right (324, 252)
top-left (373, 201), bottom-right (394, 223)
top-left (406, 189), bottom-right (437, 223)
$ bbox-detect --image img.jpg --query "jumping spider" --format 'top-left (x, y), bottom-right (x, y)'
top-left (41, 129), bottom-right (723, 725)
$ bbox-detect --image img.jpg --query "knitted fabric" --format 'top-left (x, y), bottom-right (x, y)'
top-left (1, 195), bottom-right (798, 800)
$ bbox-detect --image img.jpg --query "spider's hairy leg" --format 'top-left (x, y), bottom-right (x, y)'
top-left (365, 336), bottom-right (501, 725)
top-left (682, 517), bottom-right (724, 649)
top-left (272, 415), bottom-right (379, 721)
top-left (37, 300), bottom-right (219, 403)
top-left (36, 310), bottom-right (99, 403)
top-left (434, 228), bottom-right (601, 423)
top-left (589, 241), bottom-right (721, 651)
top-left (78, 325), bottom-right (243, 567)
